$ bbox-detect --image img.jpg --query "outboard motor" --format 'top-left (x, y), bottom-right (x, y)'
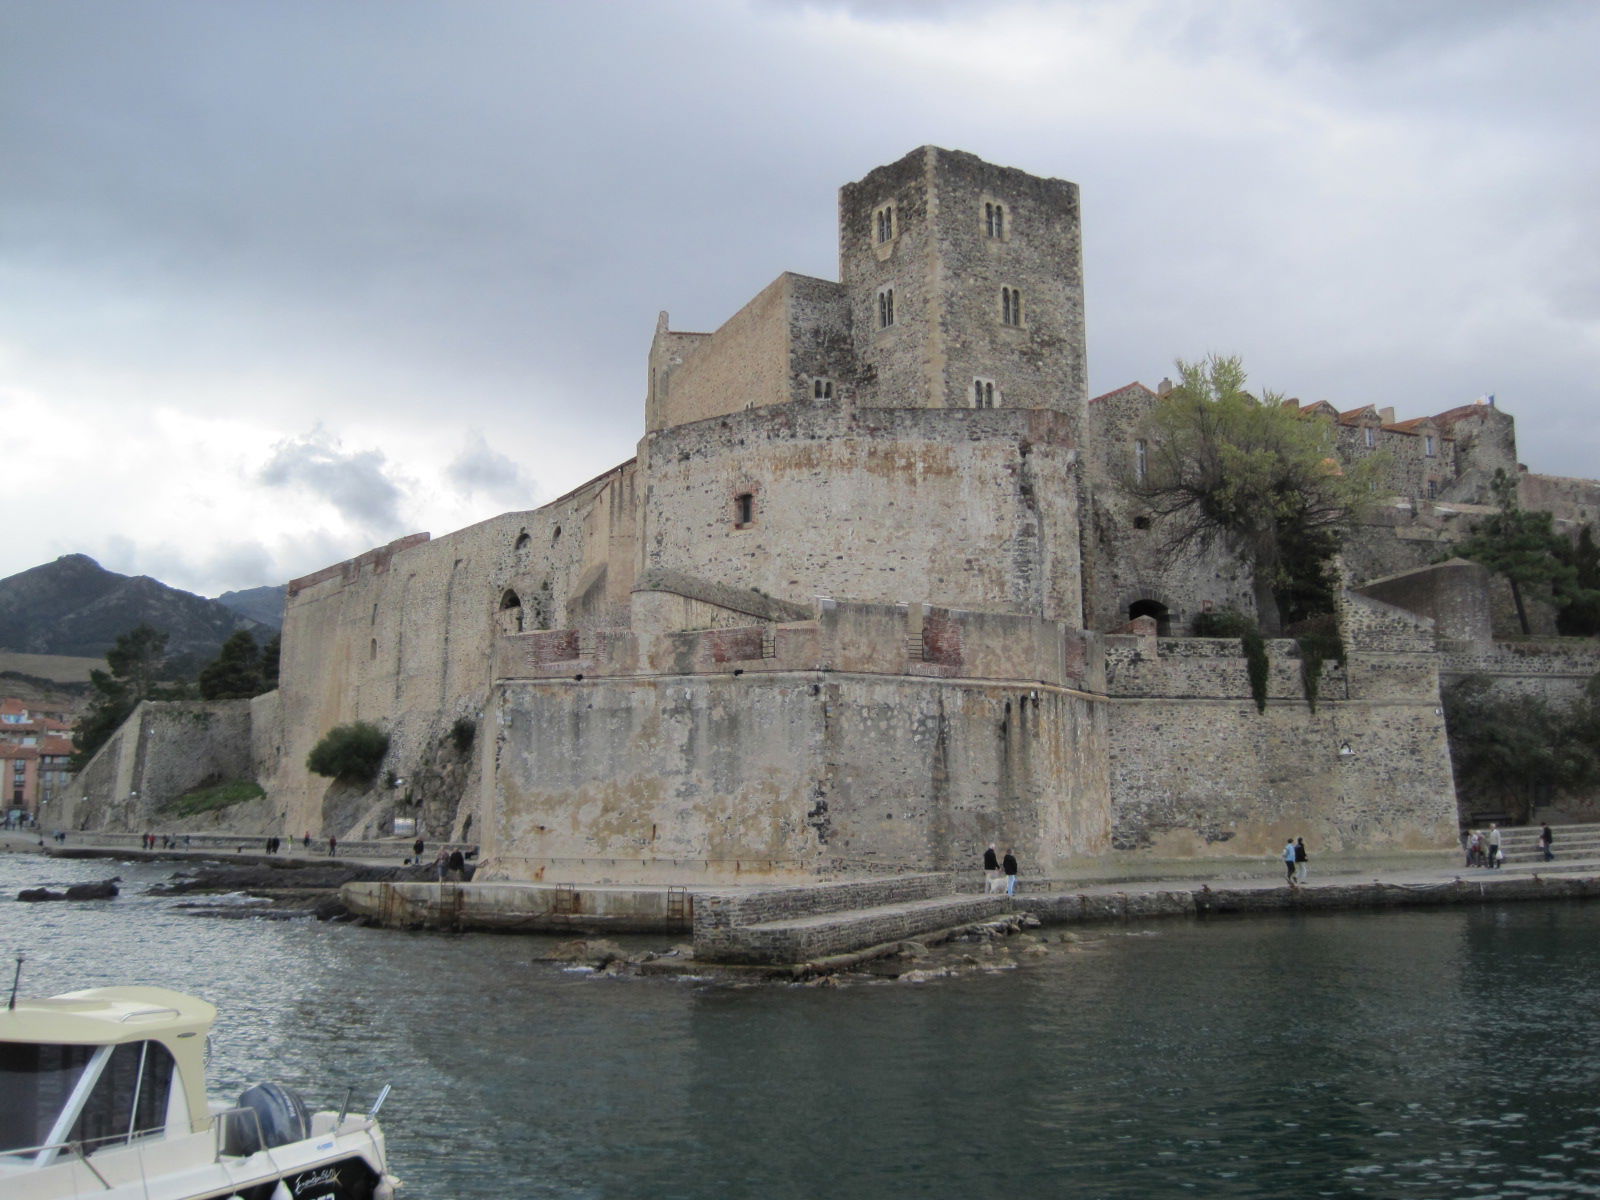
top-left (223, 1082), bottom-right (311, 1155)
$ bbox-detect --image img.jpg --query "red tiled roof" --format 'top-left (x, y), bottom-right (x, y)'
top-left (1088, 382), bottom-right (1158, 405)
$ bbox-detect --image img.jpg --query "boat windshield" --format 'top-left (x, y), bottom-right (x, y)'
top-left (0, 1043), bottom-right (95, 1154)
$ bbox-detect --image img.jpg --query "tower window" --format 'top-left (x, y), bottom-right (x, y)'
top-left (1426, 478), bottom-right (1438, 499)
top-left (812, 377), bottom-right (834, 401)
top-left (1364, 426), bottom-right (1376, 448)
top-left (972, 377), bottom-right (996, 408)
top-left (734, 492), bottom-right (754, 527)
top-left (874, 204), bottom-right (895, 244)
top-left (1134, 439), bottom-right (1149, 483)
top-left (878, 287), bottom-right (895, 328)
top-left (1424, 434), bottom-right (1436, 457)
top-left (1001, 287), bottom-right (1022, 326)
top-left (985, 202), bottom-right (1005, 239)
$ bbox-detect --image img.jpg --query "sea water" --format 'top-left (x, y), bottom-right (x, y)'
top-left (4, 852), bottom-right (1599, 1198)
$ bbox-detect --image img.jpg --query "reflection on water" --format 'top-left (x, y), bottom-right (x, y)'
top-left (5, 853), bottom-right (1600, 1198)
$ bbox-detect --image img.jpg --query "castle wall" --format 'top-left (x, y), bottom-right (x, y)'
top-left (639, 404), bottom-right (1084, 622)
top-left (1520, 472), bottom-right (1600, 530)
top-left (62, 699), bottom-right (255, 832)
top-left (485, 602), bottom-right (1109, 882)
top-left (267, 463), bottom-right (640, 841)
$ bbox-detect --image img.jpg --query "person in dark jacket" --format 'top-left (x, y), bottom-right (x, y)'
top-left (983, 843), bottom-right (1000, 881)
top-left (1540, 824), bottom-right (1555, 861)
top-left (1002, 849), bottom-right (1019, 896)
top-left (1294, 837), bottom-right (1308, 884)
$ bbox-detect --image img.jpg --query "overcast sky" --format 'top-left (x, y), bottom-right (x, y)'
top-left (3, 0), bottom-right (1596, 597)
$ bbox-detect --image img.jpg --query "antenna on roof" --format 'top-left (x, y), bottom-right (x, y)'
top-left (8, 951), bottom-right (23, 1010)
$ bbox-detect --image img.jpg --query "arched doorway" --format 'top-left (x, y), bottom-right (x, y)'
top-left (498, 590), bottom-right (524, 634)
top-left (1128, 598), bottom-right (1171, 637)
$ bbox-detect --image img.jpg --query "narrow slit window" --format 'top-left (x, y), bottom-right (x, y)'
top-left (813, 378), bottom-right (834, 401)
top-left (874, 205), bottom-right (895, 244)
top-left (878, 288), bottom-right (895, 328)
top-left (1364, 426), bottom-right (1376, 448)
top-left (986, 202), bottom-right (1005, 238)
top-left (735, 492), bottom-right (754, 526)
top-left (1135, 439), bottom-right (1149, 483)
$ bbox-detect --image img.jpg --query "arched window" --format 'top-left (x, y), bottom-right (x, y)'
top-left (986, 202), bottom-right (1005, 238)
top-left (878, 288), bottom-right (895, 328)
top-left (514, 530), bottom-right (531, 552)
top-left (1001, 287), bottom-right (1022, 326)
top-left (499, 590), bottom-right (524, 634)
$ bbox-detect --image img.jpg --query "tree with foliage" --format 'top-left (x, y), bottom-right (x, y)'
top-left (198, 630), bottom-right (266, 699)
top-left (72, 625), bottom-right (174, 766)
top-left (1556, 525), bottom-right (1600, 637)
top-left (1126, 355), bottom-right (1381, 635)
top-left (197, 630), bottom-right (281, 699)
top-left (306, 721), bottom-right (390, 784)
top-left (1455, 470), bottom-right (1598, 635)
top-left (1443, 673), bottom-right (1600, 823)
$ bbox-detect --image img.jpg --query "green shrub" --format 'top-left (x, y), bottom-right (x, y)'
top-left (161, 779), bottom-right (265, 817)
top-left (450, 716), bottom-right (476, 753)
top-left (306, 722), bottom-right (389, 783)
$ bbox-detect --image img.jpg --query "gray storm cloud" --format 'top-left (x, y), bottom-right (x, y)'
top-left (258, 428), bottom-right (407, 534)
top-left (445, 432), bottom-right (535, 507)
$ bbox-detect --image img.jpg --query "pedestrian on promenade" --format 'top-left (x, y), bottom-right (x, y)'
top-left (328, 834), bottom-right (338, 857)
top-left (434, 848), bottom-right (449, 881)
top-left (1283, 839), bottom-right (1298, 885)
top-left (1488, 823), bottom-right (1502, 869)
top-left (446, 848), bottom-right (466, 882)
top-left (1540, 824), bottom-right (1554, 862)
top-left (1295, 837), bottom-right (1309, 884)
top-left (414, 837), bottom-right (425, 861)
top-left (983, 843), bottom-right (1000, 884)
top-left (1002, 849), bottom-right (1018, 896)
top-left (303, 832), bottom-right (311, 850)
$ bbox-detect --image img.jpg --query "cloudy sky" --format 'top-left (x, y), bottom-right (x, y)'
top-left (3, 0), bottom-right (1596, 597)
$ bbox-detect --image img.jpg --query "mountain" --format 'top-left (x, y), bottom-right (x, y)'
top-left (214, 584), bottom-right (287, 628)
top-left (0, 555), bottom-right (279, 677)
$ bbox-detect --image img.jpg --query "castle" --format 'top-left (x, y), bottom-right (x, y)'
top-left (67, 148), bottom-right (1600, 879)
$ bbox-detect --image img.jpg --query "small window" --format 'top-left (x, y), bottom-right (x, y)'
top-left (1364, 426), bottom-right (1375, 449)
top-left (1134, 439), bottom-right (1149, 483)
top-left (1424, 435), bottom-right (1436, 457)
top-left (1426, 479), bottom-right (1438, 499)
top-left (812, 377), bottom-right (834, 401)
top-left (874, 204), bottom-right (895, 244)
top-left (972, 378), bottom-right (996, 408)
top-left (877, 288), bottom-right (895, 328)
top-left (734, 492), bottom-right (754, 526)
top-left (514, 530), bottom-right (531, 552)
top-left (985, 202), bottom-right (1005, 239)
top-left (1001, 287), bottom-right (1022, 326)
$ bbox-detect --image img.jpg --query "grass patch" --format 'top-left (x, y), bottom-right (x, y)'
top-left (161, 779), bottom-right (265, 818)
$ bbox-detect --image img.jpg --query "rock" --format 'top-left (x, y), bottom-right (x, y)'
top-left (898, 967), bottom-right (952, 983)
top-left (547, 938), bottom-right (625, 967)
top-left (17, 887), bottom-right (65, 902)
top-left (64, 880), bottom-right (119, 901)
top-left (310, 897), bottom-right (348, 922)
top-left (1018, 913), bottom-right (1041, 928)
top-left (898, 940), bottom-right (929, 959)
top-left (1020, 943), bottom-right (1049, 957)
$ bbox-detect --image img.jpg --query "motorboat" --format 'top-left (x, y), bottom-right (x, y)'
top-left (0, 983), bottom-right (398, 1199)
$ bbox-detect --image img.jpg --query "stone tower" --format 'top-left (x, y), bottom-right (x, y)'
top-left (839, 146), bottom-right (1088, 441)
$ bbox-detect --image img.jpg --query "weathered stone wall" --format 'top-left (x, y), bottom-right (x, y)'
top-left (1520, 471), bottom-right (1600, 529)
top-left (484, 642), bottom-right (1110, 884)
top-left (1441, 639), bottom-right (1600, 701)
top-left (267, 462), bottom-right (640, 842)
top-left (62, 699), bottom-right (254, 832)
top-left (1352, 560), bottom-right (1493, 644)
top-left (639, 404), bottom-right (1083, 622)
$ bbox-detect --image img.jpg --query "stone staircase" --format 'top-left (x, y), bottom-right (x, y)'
top-left (1474, 822), bottom-right (1600, 874)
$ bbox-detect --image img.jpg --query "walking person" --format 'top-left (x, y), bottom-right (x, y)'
top-left (1283, 839), bottom-right (1298, 885)
top-left (1540, 824), bottom-right (1555, 862)
top-left (983, 843), bottom-right (1000, 887)
top-left (1295, 837), bottom-right (1309, 884)
top-left (1002, 848), bottom-right (1018, 896)
top-left (1488, 823), bottom-right (1502, 869)
top-left (327, 834), bottom-right (337, 857)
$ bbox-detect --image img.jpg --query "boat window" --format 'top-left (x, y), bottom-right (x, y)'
top-left (70, 1041), bottom-right (176, 1151)
top-left (0, 1042), bottom-right (95, 1153)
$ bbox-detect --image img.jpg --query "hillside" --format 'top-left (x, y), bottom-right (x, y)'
top-left (0, 555), bottom-right (279, 677)
top-left (214, 584), bottom-right (287, 627)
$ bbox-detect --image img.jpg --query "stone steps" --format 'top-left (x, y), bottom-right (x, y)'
top-left (1472, 822), bottom-right (1600, 864)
